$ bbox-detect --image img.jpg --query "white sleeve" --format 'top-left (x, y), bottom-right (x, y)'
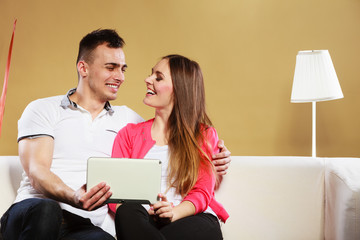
top-left (17, 99), bottom-right (57, 142)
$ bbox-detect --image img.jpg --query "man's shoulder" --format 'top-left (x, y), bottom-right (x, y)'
top-left (110, 105), bottom-right (144, 123)
top-left (19, 95), bottom-right (64, 120)
top-left (18, 95), bottom-right (65, 139)
top-left (27, 95), bottom-right (64, 107)
top-left (110, 105), bottom-right (135, 117)
top-left (111, 105), bottom-right (134, 112)
top-left (111, 105), bottom-right (128, 111)
top-left (22, 95), bottom-right (64, 115)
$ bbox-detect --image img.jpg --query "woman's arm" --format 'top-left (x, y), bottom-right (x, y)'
top-left (182, 164), bottom-right (216, 214)
top-left (181, 127), bottom-right (219, 213)
top-left (150, 194), bottom-right (196, 223)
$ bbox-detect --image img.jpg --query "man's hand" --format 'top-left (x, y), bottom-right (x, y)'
top-left (73, 182), bottom-right (112, 211)
top-left (212, 139), bottom-right (231, 175)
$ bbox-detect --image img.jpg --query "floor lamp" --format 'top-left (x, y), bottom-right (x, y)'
top-left (291, 50), bottom-right (343, 158)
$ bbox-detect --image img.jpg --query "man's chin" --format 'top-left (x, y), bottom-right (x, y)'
top-left (106, 94), bottom-right (118, 102)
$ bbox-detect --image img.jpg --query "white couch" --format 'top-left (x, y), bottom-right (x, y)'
top-left (1, 156), bottom-right (359, 240)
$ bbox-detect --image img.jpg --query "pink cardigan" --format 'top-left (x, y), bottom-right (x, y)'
top-left (109, 119), bottom-right (229, 222)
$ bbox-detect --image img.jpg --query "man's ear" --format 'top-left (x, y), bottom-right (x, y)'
top-left (77, 61), bottom-right (88, 78)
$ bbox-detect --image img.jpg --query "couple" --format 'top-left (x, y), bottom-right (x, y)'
top-left (0, 29), bottom-right (229, 240)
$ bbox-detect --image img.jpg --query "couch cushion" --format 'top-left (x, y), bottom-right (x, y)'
top-left (216, 156), bottom-right (325, 240)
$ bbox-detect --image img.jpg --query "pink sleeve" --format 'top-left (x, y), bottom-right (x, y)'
top-left (206, 127), bottom-right (220, 157)
top-left (182, 127), bottom-right (219, 214)
top-left (109, 124), bottom-right (133, 213)
top-left (111, 124), bottom-right (133, 158)
top-left (108, 203), bottom-right (117, 213)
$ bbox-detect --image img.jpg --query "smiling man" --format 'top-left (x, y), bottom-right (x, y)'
top-left (71, 40), bottom-right (127, 118)
top-left (0, 29), bottom-right (231, 239)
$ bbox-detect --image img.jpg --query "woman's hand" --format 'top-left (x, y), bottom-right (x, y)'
top-left (149, 194), bottom-right (173, 224)
top-left (149, 194), bottom-right (196, 224)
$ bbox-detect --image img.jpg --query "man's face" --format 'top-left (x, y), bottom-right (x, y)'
top-left (83, 43), bottom-right (127, 102)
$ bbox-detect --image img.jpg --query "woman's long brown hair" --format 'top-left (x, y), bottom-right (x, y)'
top-left (164, 54), bottom-right (218, 197)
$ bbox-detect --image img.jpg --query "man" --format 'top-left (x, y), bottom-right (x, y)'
top-left (0, 29), bottom-right (231, 239)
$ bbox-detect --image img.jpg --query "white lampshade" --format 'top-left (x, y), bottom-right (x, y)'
top-left (291, 50), bottom-right (343, 103)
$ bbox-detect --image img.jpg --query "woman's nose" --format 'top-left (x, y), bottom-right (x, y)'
top-left (145, 75), bottom-right (152, 83)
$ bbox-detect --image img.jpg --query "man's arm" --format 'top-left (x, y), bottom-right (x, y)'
top-left (212, 139), bottom-right (231, 175)
top-left (19, 137), bottom-right (112, 211)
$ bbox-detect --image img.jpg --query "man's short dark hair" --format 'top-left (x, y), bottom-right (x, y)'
top-left (76, 29), bottom-right (125, 64)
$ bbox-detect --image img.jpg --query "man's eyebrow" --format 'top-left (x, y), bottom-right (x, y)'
top-left (105, 63), bottom-right (128, 68)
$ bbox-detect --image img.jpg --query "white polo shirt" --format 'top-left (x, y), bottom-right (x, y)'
top-left (16, 89), bottom-right (143, 228)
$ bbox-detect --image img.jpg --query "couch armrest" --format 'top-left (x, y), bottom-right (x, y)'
top-left (0, 156), bottom-right (23, 216)
top-left (325, 158), bottom-right (360, 240)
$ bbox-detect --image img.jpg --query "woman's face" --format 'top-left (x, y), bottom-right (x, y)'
top-left (143, 58), bottom-right (174, 112)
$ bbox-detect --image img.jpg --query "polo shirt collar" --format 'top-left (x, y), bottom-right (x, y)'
top-left (60, 88), bottom-right (114, 114)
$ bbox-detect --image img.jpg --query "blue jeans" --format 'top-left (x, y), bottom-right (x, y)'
top-left (0, 198), bottom-right (114, 240)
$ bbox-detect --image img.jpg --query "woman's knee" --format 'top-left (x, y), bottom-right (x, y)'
top-left (115, 203), bottom-right (146, 222)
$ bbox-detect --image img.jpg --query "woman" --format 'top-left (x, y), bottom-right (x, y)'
top-left (109, 54), bottom-right (229, 240)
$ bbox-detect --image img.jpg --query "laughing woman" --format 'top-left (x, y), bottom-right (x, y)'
top-left (109, 54), bottom-right (229, 240)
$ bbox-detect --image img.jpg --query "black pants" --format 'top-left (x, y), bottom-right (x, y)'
top-left (0, 198), bottom-right (114, 240)
top-left (115, 202), bottom-right (223, 240)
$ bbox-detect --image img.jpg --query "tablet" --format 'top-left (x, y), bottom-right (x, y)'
top-left (87, 157), bottom-right (162, 204)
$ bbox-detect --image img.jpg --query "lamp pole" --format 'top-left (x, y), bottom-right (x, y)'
top-left (312, 101), bottom-right (316, 158)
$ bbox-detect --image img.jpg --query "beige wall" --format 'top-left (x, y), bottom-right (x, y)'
top-left (1, 0), bottom-right (359, 157)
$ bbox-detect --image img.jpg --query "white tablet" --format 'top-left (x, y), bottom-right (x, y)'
top-left (87, 157), bottom-right (162, 204)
